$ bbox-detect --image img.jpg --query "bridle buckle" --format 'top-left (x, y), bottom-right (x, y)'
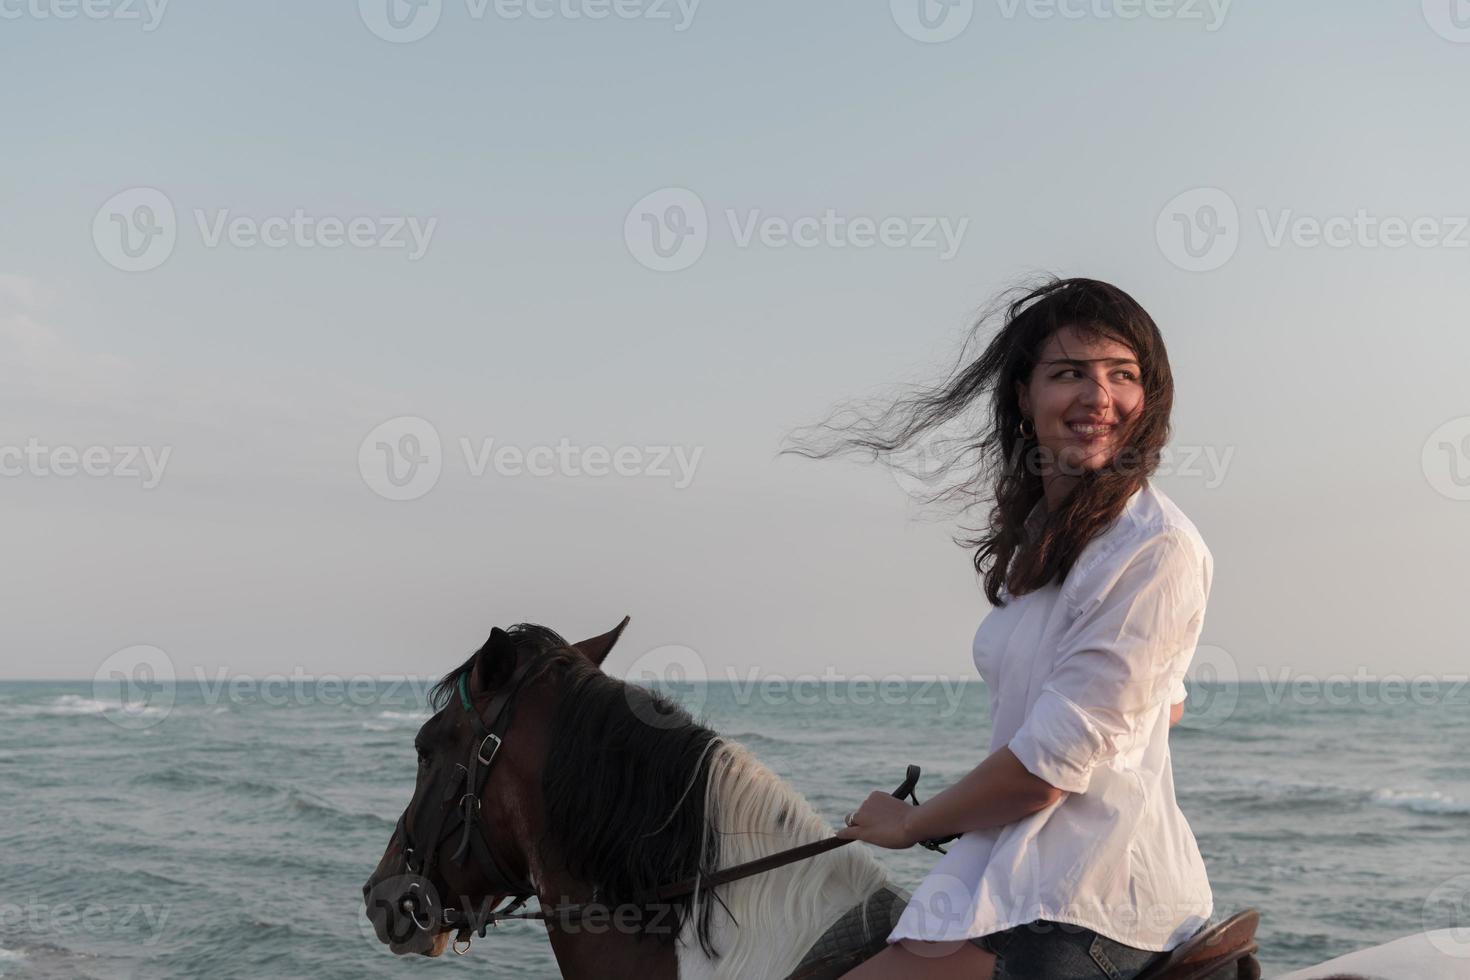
top-left (476, 733), bottom-right (502, 766)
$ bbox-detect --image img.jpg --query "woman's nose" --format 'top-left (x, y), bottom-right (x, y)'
top-left (1078, 376), bottom-right (1113, 408)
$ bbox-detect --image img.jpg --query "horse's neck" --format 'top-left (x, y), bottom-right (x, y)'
top-left (675, 739), bottom-right (892, 980)
top-left (536, 870), bottom-right (681, 980)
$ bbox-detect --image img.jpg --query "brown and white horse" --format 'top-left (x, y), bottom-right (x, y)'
top-left (362, 618), bottom-right (891, 979)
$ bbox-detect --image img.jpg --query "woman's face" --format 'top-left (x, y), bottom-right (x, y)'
top-left (1015, 325), bottom-right (1144, 477)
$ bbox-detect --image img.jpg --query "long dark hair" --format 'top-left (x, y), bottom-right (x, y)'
top-left (781, 275), bottom-right (1176, 605)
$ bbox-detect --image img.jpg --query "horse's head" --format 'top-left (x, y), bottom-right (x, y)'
top-left (362, 616), bottom-right (630, 957)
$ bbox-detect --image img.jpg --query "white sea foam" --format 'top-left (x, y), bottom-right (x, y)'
top-left (0, 695), bottom-right (166, 720)
top-left (1371, 788), bottom-right (1470, 815)
top-left (0, 945), bottom-right (26, 977)
top-left (376, 709), bottom-right (430, 721)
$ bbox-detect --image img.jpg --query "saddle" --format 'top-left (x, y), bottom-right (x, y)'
top-left (1133, 909), bottom-right (1261, 980)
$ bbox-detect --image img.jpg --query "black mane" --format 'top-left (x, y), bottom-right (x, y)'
top-left (432, 624), bottom-right (726, 956)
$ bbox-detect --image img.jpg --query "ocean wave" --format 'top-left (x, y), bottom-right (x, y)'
top-left (0, 694), bottom-right (165, 719)
top-left (1370, 788), bottom-right (1470, 815)
top-left (1196, 774), bottom-right (1470, 817)
top-left (287, 792), bottom-right (397, 830)
top-left (377, 709), bottom-right (430, 721)
top-left (361, 708), bottom-right (431, 732)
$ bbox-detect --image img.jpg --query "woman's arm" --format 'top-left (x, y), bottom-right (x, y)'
top-left (835, 745), bottom-right (1062, 848)
top-left (905, 745), bottom-right (1063, 840)
top-left (1170, 700), bottom-right (1185, 726)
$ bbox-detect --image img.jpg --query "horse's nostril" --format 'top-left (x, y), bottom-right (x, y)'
top-left (362, 880), bottom-right (372, 899)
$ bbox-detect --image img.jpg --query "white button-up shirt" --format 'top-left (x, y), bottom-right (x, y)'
top-left (888, 478), bottom-right (1214, 951)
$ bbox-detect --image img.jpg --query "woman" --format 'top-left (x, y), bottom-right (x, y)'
top-left (813, 278), bottom-right (1215, 979)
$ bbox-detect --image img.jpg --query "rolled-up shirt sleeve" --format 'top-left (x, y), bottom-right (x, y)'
top-left (1009, 527), bottom-right (1208, 794)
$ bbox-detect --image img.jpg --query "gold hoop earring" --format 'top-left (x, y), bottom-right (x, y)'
top-left (1017, 416), bottom-right (1035, 440)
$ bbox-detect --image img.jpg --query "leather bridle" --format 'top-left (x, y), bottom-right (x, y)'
top-left (391, 650), bottom-right (958, 956)
top-left (392, 652), bottom-right (552, 952)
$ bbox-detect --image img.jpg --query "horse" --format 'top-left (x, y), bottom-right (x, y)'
top-left (360, 617), bottom-right (1271, 979)
top-left (362, 618), bottom-right (897, 979)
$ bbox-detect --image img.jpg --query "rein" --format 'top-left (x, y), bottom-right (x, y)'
top-left (405, 652), bottom-right (955, 954)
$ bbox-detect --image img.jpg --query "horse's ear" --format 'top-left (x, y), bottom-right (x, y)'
top-left (469, 626), bottom-right (515, 695)
top-left (571, 615), bottom-right (630, 669)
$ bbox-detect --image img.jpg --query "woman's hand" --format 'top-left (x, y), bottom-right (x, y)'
top-left (834, 790), bottom-right (919, 849)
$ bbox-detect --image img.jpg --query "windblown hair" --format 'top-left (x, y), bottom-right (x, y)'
top-left (781, 275), bottom-right (1177, 605)
top-left (430, 624), bottom-right (890, 974)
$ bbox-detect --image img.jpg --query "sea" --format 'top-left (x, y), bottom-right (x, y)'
top-left (2, 678), bottom-right (1468, 979)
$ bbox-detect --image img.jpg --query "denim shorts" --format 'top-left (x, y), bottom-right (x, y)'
top-left (968, 920), bottom-right (1167, 980)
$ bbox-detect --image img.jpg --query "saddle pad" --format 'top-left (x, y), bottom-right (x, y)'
top-left (783, 884), bottom-right (912, 980)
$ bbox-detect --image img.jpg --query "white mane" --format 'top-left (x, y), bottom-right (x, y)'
top-left (674, 737), bottom-right (893, 980)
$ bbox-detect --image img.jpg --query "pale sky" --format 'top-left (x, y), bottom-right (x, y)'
top-left (3, 1), bottom-right (1469, 683)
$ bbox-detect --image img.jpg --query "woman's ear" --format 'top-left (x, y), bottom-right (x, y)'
top-left (1015, 379), bottom-right (1031, 417)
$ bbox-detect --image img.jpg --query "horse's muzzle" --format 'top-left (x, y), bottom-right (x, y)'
top-left (362, 873), bottom-right (448, 956)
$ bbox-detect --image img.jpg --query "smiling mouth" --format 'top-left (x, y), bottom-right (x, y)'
top-left (1066, 422), bottom-right (1115, 437)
